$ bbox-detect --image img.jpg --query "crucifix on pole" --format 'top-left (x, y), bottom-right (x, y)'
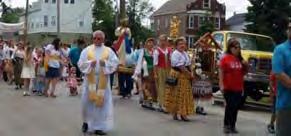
top-left (120, 0), bottom-right (126, 20)
top-left (24, 0), bottom-right (29, 46)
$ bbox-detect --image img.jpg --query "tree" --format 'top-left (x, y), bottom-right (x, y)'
top-left (92, 0), bottom-right (115, 41)
top-left (0, 2), bottom-right (24, 23)
top-left (245, 0), bottom-right (291, 44)
top-left (196, 19), bottom-right (216, 39)
top-left (127, 0), bottom-right (155, 45)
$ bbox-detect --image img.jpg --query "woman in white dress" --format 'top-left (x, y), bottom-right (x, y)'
top-left (21, 46), bottom-right (35, 96)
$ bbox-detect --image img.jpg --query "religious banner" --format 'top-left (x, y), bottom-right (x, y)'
top-left (0, 22), bottom-right (25, 32)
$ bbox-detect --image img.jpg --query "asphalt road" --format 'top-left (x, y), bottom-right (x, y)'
top-left (0, 81), bottom-right (275, 136)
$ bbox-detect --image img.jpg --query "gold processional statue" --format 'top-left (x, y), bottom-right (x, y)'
top-left (169, 16), bottom-right (181, 40)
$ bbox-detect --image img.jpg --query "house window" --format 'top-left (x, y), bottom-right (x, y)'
top-left (79, 21), bottom-right (84, 27)
top-left (44, 0), bottom-right (49, 3)
top-left (188, 15), bottom-right (194, 28)
top-left (31, 22), bottom-right (34, 29)
top-left (165, 17), bottom-right (169, 28)
top-left (199, 17), bottom-right (204, 27)
top-left (51, 16), bottom-right (56, 26)
top-left (199, 16), bottom-right (209, 27)
top-left (44, 15), bottom-right (48, 27)
top-left (71, 0), bottom-right (74, 4)
top-left (215, 17), bottom-right (220, 29)
top-left (157, 19), bottom-right (160, 30)
top-left (203, 0), bottom-right (210, 8)
top-left (64, 0), bottom-right (69, 4)
top-left (187, 36), bottom-right (195, 48)
top-left (52, 0), bottom-right (56, 3)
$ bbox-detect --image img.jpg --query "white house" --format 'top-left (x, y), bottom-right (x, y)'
top-left (20, 0), bottom-right (93, 45)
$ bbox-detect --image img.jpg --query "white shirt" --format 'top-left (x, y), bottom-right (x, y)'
top-left (13, 49), bottom-right (25, 59)
top-left (171, 50), bottom-right (191, 67)
top-left (3, 45), bottom-right (15, 60)
top-left (0, 49), bottom-right (4, 60)
top-left (45, 44), bottom-right (61, 68)
top-left (61, 47), bottom-right (70, 58)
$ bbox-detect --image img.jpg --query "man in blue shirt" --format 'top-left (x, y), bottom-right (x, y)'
top-left (69, 39), bottom-right (84, 80)
top-left (272, 22), bottom-right (291, 136)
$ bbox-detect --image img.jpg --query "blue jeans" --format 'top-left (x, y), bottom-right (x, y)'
top-left (35, 77), bottom-right (45, 93)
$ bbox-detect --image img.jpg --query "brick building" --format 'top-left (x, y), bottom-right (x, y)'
top-left (151, 0), bottom-right (226, 48)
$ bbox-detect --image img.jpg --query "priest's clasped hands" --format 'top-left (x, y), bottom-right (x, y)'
top-left (91, 60), bottom-right (106, 68)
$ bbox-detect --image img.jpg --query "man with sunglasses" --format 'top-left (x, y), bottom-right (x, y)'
top-left (272, 22), bottom-right (291, 136)
top-left (78, 30), bottom-right (119, 135)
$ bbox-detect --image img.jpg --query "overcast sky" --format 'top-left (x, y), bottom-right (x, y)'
top-left (11, 0), bottom-right (250, 18)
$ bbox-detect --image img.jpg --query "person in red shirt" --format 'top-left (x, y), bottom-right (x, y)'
top-left (219, 38), bottom-right (248, 134)
top-left (267, 72), bottom-right (277, 134)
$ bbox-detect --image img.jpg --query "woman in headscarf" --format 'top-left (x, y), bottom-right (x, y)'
top-left (141, 38), bottom-right (157, 107)
top-left (164, 37), bottom-right (195, 121)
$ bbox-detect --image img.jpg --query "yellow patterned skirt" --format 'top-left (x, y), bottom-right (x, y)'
top-left (164, 69), bottom-right (195, 116)
top-left (156, 68), bottom-right (170, 107)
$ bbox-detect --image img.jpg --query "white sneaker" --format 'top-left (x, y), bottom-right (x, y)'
top-left (23, 91), bottom-right (30, 96)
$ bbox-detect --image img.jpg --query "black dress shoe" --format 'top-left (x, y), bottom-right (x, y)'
top-left (94, 130), bottom-right (107, 135)
top-left (82, 122), bottom-right (88, 133)
top-left (223, 127), bottom-right (231, 134)
top-left (231, 128), bottom-right (239, 134)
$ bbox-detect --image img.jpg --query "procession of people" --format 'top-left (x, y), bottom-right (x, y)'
top-left (3, 18), bottom-right (291, 135)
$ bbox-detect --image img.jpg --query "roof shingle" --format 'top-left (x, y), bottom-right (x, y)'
top-left (226, 13), bottom-right (246, 26)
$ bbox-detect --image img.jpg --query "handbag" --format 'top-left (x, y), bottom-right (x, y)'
top-left (165, 77), bottom-right (178, 86)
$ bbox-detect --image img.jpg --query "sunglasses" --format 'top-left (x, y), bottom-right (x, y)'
top-left (232, 46), bottom-right (241, 49)
top-left (94, 37), bottom-right (102, 40)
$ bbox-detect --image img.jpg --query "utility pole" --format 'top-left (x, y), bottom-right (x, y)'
top-left (24, 0), bottom-right (29, 45)
top-left (57, 0), bottom-right (60, 37)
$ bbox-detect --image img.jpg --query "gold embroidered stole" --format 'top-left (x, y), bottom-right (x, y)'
top-left (87, 45), bottom-right (110, 107)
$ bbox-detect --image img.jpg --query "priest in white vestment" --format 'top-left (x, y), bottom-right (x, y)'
top-left (78, 30), bottom-right (119, 135)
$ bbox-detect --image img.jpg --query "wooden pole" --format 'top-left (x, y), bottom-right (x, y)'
top-left (120, 0), bottom-right (126, 19)
top-left (24, 0), bottom-right (29, 45)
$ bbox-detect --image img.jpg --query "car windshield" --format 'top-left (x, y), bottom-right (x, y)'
top-left (227, 33), bottom-right (275, 52)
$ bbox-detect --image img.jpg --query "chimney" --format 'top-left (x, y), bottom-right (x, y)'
top-left (233, 12), bottom-right (236, 16)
